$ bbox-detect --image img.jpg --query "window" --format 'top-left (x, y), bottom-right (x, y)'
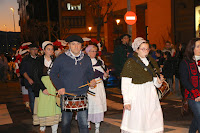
top-left (63, 16), bottom-right (85, 28)
top-left (66, 3), bottom-right (81, 11)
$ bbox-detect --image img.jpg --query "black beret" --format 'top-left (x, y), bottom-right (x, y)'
top-left (120, 34), bottom-right (131, 39)
top-left (29, 43), bottom-right (39, 48)
top-left (65, 35), bottom-right (84, 43)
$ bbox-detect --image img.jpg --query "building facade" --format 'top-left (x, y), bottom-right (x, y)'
top-left (104, 0), bottom-right (200, 52)
top-left (17, 0), bottom-right (104, 44)
top-left (17, 0), bottom-right (199, 52)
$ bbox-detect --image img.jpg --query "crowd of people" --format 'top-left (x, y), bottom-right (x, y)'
top-left (11, 35), bottom-right (108, 133)
top-left (2, 33), bottom-right (200, 133)
top-left (113, 34), bottom-right (200, 133)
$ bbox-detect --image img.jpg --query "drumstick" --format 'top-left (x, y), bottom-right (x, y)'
top-left (48, 92), bottom-right (77, 97)
top-left (55, 91), bottom-right (77, 96)
top-left (78, 79), bottom-right (102, 88)
top-left (48, 93), bottom-right (59, 97)
top-left (64, 92), bottom-right (76, 96)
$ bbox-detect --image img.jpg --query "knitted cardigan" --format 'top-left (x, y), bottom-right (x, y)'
top-left (121, 53), bottom-right (160, 84)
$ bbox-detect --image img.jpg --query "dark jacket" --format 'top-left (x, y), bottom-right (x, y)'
top-left (179, 59), bottom-right (200, 100)
top-left (31, 56), bottom-right (52, 97)
top-left (113, 44), bottom-right (133, 77)
top-left (156, 56), bottom-right (164, 68)
top-left (174, 50), bottom-right (184, 78)
top-left (162, 58), bottom-right (174, 79)
top-left (20, 54), bottom-right (40, 88)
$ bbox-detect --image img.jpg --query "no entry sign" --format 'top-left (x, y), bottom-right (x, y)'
top-left (124, 11), bottom-right (137, 25)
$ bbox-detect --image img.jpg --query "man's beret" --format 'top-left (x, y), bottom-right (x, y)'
top-left (120, 34), bottom-right (131, 39)
top-left (29, 43), bottom-right (39, 48)
top-left (65, 35), bottom-right (84, 43)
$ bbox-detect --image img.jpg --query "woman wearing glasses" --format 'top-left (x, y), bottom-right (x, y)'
top-left (120, 37), bottom-right (164, 133)
top-left (85, 45), bottom-right (109, 133)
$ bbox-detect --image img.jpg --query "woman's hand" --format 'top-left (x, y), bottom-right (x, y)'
top-left (124, 104), bottom-right (131, 110)
top-left (43, 89), bottom-right (49, 95)
top-left (195, 97), bottom-right (200, 102)
top-left (157, 74), bottom-right (164, 84)
top-left (89, 79), bottom-right (96, 88)
top-left (103, 69), bottom-right (110, 78)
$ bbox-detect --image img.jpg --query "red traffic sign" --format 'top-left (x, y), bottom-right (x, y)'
top-left (124, 11), bottom-right (137, 25)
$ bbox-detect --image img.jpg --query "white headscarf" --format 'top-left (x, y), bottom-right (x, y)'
top-left (132, 37), bottom-right (147, 51)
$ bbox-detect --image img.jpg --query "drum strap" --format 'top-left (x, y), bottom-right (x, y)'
top-left (146, 57), bottom-right (160, 78)
top-left (131, 56), bottom-right (154, 77)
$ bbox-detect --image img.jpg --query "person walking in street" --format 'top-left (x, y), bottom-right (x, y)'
top-left (179, 38), bottom-right (200, 133)
top-left (120, 37), bottom-right (164, 133)
top-left (113, 34), bottom-right (133, 78)
top-left (162, 51), bottom-right (174, 93)
top-left (50, 35), bottom-right (96, 133)
top-left (155, 50), bottom-right (164, 69)
top-left (162, 41), bottom-right (176, 57)
top-left (0, 53), bottom-right (8, 82)
top-left (20, 43), bottom-right (40, 114)
top-left (32, 41), bottom-right (61, 133)
top-left (85, 45), bottom-right (108, 133)
top-left (174, 42), bottom-right (186, 97)
top-left (150, 44), bottom-right (157, 59)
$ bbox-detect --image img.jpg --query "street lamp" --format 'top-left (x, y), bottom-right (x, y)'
top-left (88, 27), bottom-right (92, 37)
top-left (116, 19), bottom-right (120, 25)
top-left (4, 25), bottom-right (8, 52)
top-left (10, 8), bottom-right (16, 32)
top-left (116, 19), bottom-right (120, 37)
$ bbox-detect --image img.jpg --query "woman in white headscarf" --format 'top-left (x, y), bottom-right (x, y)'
top-left (33, 41), bottom-right (61, 133)
top-left (120, 37), bottom-right (164, 133)
top-left (85, 45), bottom-right (109, 133)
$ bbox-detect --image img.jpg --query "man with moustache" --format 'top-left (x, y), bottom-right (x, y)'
top-left (50, 35), bottom-right (96, 133)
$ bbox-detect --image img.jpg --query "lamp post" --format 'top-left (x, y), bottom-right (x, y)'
top-left (4, 25), bottom-right (8, 53)
top-left (116, 19), bottom-right (120, 37)
top-left (10, 8), bottom-right (15, 32)
top-left (88, 27), bottom-right (92, 37)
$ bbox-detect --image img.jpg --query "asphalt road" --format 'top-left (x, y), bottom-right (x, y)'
top-left (0, 81), bottom-right (193, 133)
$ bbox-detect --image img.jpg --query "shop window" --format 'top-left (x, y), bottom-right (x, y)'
top-left (63, 16), bottom-right (85, 28)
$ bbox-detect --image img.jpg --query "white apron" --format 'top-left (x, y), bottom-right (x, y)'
top-left (121, 57), bottom-right (164, 133)
top-left (88, 77), bottom-right (107, 114)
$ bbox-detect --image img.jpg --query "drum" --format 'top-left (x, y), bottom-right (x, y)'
top-left (157, 80), bottom-right (170, 100)
top-left (62, 95), bottom-right (88, 112)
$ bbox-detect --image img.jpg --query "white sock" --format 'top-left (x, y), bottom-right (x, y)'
top-left (95, 122), bottom-right (100, 129)
top-left (88, 121), bottom-right (91, 128)
top-left (40, 126), bottom-right (46, 131)
top-left (51, 124), bottom-right (58, 133)
top-left (95, 122), bottom-right (100, 133)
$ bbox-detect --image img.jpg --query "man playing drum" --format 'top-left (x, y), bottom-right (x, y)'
top-left (50, 35), bottom-right (96, 133)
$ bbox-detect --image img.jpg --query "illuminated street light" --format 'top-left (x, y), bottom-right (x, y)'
top-left (88, 27), bottom-right (92, 37)
top-left (116, 19), bottom-right (120, 25)
top-left (116, 19), bottom-right (121, 37)
top-left (10, 8), bottom-right (16, 32)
